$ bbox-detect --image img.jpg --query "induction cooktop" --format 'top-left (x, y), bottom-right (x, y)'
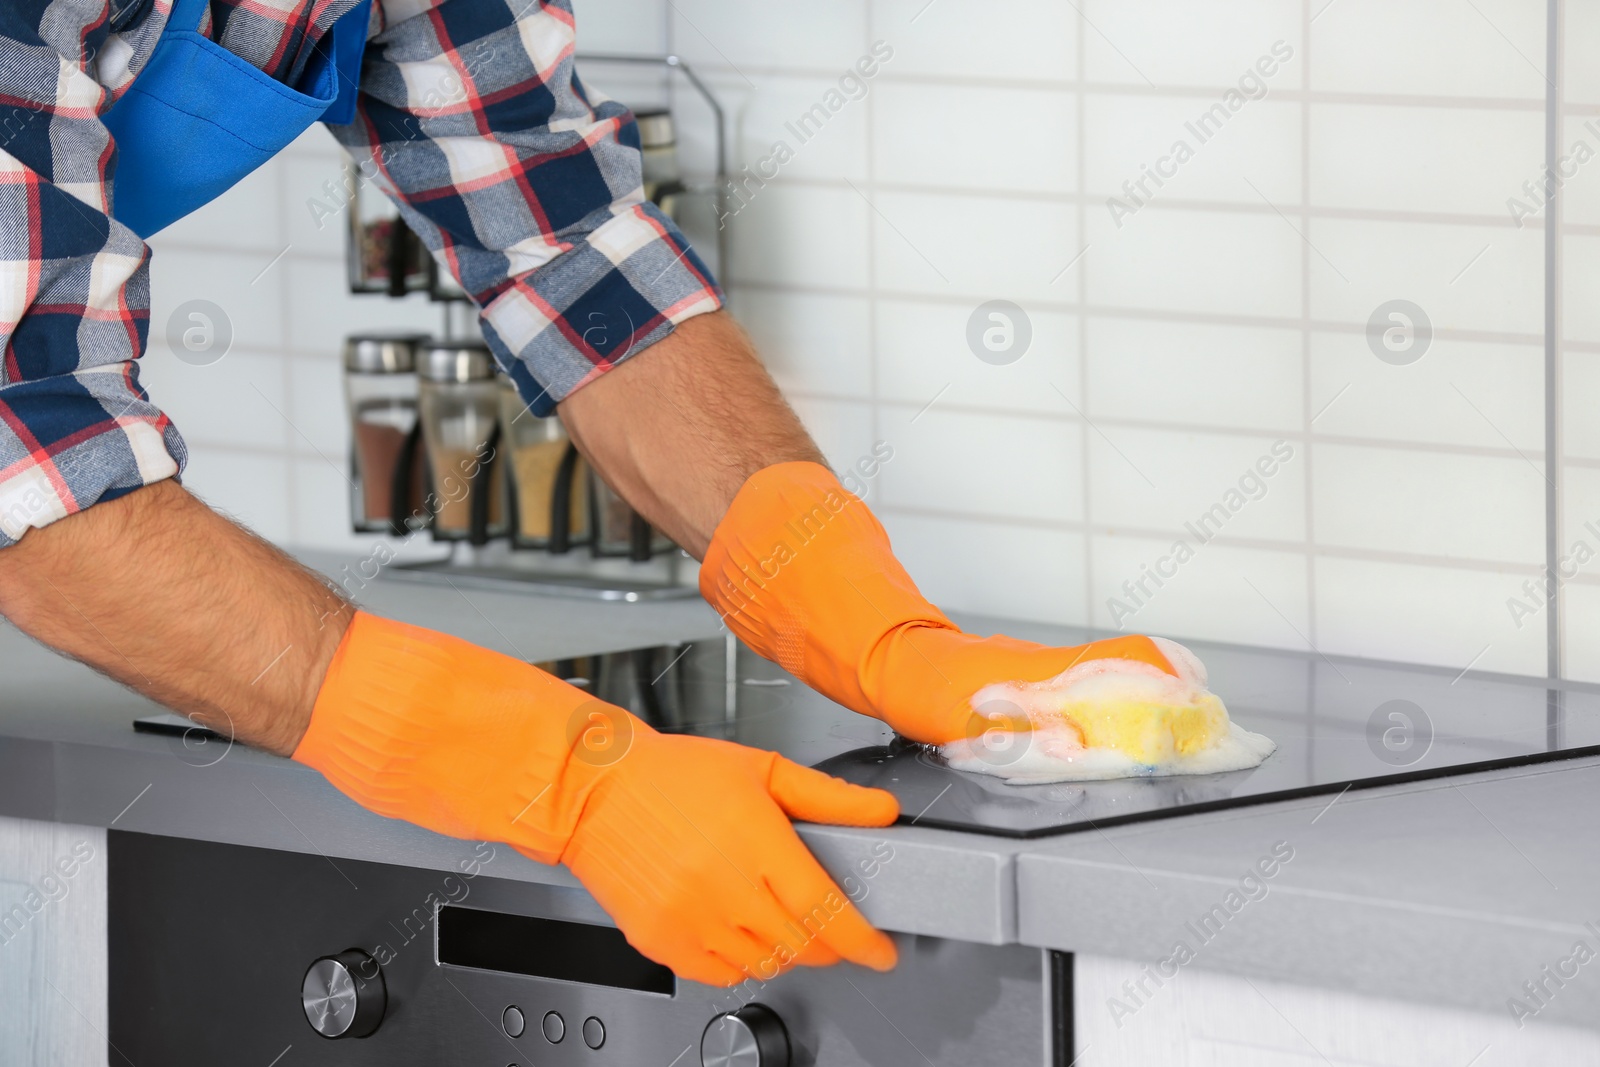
top-left (136, 628), bottom-right (1600, 839)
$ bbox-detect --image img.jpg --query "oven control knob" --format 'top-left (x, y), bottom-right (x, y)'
top-left (701, 1004), bottom-right (789, 1067)
top-left (302, 949), bottom-right (386, 1039)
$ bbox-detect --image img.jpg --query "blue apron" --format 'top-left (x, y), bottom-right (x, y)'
top-left (103, 0), bottom-right (373, 238)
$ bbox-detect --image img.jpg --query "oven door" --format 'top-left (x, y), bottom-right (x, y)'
top-left (108, 830), bottom-right (1065, 1066)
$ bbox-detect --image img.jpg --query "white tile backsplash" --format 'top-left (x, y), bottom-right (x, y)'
top-left (1090, 534), bottom-right (1310, 649)
top-left (716, 73), bottom-right (871, 183)
top-left (877, 408), bottom-right (1084, 524)
top-left (1313, 555), bottom-right (1545, 676)
top-left (872, 82), bottom-right (1076, 194)
top-left (137, 348), bottom-right (292, 452)
top-left (1088, 428), bottom-right (1306, 544)
top-left (728, 184), bottom-right (871, 289)
top-left (1309, 104), bottom-right (1542, 217)
top-left (666, 0), bottom-right (867, 72)
top-left (875, 300), bottom-right (1079, 416)
top-left (146, 246), bottom-right (287, 354)
top-left (1083, 94), bottom-right (1301, 208)
top-left (1562, 235), bottom-right (1600, 343)
top-left (1308, 333), bottom-right (1543, 451)
top-left (871, 190), bottom-right (1078, 301)
top-left (1080, 0), bottom-right (1304, 90)
top-left (180, 448), bottom-right (294, 545)
top-left (1311, 0), bottom-right (1546, 100)
top-left (1086, 317), bottom-right (1303, 433)
top-left (571, 0), bottom-right (668, 54)
top-left (126, 3), bottom-right (1589, 683)
top-left (1312, 443), bottom-right (1545, 564)
top-left (1085, 206), bottom-right (1303, 320)
top-left (730, 288), bottom-right (874, 399)
top-left (880, 511), bottom-right (1088, 625)
top-left (1307, 217), bottom-right (1543, 336)
top-left (870, 0), bottom-right (1077, 83)
top-left (283, 257), bottom-right (440, 355)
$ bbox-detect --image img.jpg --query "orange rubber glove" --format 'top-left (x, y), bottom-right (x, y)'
top-left (699, 462), bottom-right (1179, 745)
top-left (293, 612), bottom-right (899, 987)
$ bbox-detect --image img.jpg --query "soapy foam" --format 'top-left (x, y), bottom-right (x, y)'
top-left (943, 637), bottom-right (1276, 784)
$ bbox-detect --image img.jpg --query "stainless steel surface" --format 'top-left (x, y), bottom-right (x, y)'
top-left (301, 950), bottom-right (385, 1038)
top-left (418, 339), bottom-right (494, 382)
top-left (111, 832), bottom-right (1047, 1066)
top-left (385, 545), bottom-right (699, 601)
top-left (701, 1004), bottom-right (789, 1067)
top-left (343, 332), bottom-right (426, 373)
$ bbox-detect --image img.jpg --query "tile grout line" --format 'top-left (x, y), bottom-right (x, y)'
top-left (276, 157), bottom-right (300, 544)
top-left (865, 7), bottom-right (881, 501)
top-left (1075, 16), bottom-right (1093, 631)
top-left (1545, 0), bottom-right (1567, 716)
top-left (1301, 0), bottom-right (1318, 652)
top-left (726, 280), bottom-right (1556, 344)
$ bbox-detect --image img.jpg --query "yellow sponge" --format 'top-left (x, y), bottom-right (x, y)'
top-left (1052, 694), bottom-right (1230, 764)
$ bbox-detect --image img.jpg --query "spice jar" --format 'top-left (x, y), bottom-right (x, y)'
top-left (497, 377), bottom-right (589, 551)
top-left (417, 340), bottom-right (507, 542)
top-left (344, 332), bottom-right (427, 533)
top-left (345, 160), bottom-right (431, 296)
top-left (589, 471), bottom-right (669, 561)
top-left (635, 109), bottom-right (687, 216)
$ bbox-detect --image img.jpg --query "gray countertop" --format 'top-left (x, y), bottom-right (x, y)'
top-left (2, 549), bottom-right (1596, 1027)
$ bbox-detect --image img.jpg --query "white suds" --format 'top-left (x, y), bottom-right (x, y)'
top-left (942, 637), bottom-right (1276, 784)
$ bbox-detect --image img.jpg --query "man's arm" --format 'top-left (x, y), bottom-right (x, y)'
top-left (0, 312), bottom-right (808, 753)
top-left (0, 480), bottom-right (349, 755)
top-left (558, 309), bottom-right (822, 558)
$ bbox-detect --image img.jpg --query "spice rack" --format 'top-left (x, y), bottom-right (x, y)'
top-left (341, 54), bottom-right (728, 602)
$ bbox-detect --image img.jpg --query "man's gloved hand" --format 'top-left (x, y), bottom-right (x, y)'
top-left (293, 612), bottom-right (899, 987)
top-left (699, 462), bottom-right (1179, 745)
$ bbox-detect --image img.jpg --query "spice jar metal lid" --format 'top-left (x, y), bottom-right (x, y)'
top-left (343, 332), bottom-right (429, 373)
top-left (634, 109), bottom-right (676, 149)
top-left (419, 339), bottom-right (496, 383)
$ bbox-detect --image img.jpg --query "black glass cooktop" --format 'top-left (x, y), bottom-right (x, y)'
top-left (813, 638), bottom-right (1600, 837)
top-left (137, 629), bottom-right (1600, 839)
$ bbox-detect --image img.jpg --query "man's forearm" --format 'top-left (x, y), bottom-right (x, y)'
top-left (558, 310), bottom-right (824, 559)
top-left (0, 480), bottom-right (350, 755)
top-left (0, 310), bottom-right (807, 754)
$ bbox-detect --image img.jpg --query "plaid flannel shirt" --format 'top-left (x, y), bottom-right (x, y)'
top-left (0, 0), bottom-right (721, 547)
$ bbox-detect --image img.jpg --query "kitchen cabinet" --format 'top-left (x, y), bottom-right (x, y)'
top-left (1075, 955), bottom-right (1600, 1066)
top-left (0, 816), bottom-right (106, 1067)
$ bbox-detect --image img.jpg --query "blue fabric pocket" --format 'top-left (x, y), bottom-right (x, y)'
top-left (104, 0), bottom-right (371, 238)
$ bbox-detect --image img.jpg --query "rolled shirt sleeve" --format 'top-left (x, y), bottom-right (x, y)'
top-left (329, 0), bottom-right (723, 414)
top-left (0, 5), bottom-right (185, 548)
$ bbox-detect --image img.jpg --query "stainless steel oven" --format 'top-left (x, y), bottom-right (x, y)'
top-left (107, 830), bottom-right (1061, 1066)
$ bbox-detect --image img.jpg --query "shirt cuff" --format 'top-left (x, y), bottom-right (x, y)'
top-left (0, 364), bottom-right (187, 547)
top-left (477, 202), bottom-right (723, 415)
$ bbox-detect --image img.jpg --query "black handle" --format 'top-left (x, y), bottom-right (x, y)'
top-left (468, 423), bottom-right (502, 546)
top-left (389, 422), bottom-right (424, 537)
top-left (633, 648), bottom-right (666, 728)
top-left (549, 440), bottom-right (582, 555)
top-left (629, 510), bottom-right (653, 562)
top-left (385, 220), bottom-right (411, 298)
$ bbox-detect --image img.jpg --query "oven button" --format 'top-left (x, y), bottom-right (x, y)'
top-left (301, 949), bottom-right (386, 1039)
top-left (542, 1011), bottom-right (565, 1043)
top-left (503, 1005), bottom-right (526, 1038)
top-left (701, 1004), bottom-right (789, 1067)
top-left (582, 1016), bottom-right (606, 1049)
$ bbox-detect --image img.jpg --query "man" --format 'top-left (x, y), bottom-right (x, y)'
top-left (0, 0), bottom-right (1175, 987)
